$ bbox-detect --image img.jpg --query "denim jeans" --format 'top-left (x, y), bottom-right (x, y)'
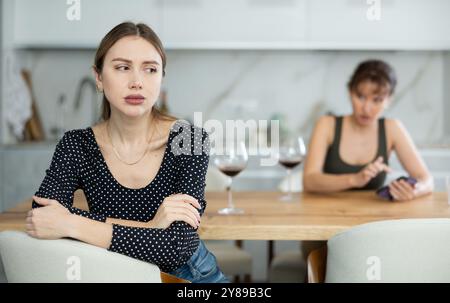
top-left (169, 240), bottom-right (229, 283)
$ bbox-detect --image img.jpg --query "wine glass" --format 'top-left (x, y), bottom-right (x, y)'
top-left (277, 136), bottom-right (306, 201)
top-left (214, 141), bottom-right (248, 215)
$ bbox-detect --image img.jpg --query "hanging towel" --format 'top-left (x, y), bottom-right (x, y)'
top-left (3, 51), bottom-right (32, 140)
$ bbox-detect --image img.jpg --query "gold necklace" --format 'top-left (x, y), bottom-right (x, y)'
top-left (106, 120), bottom-right (155, 166)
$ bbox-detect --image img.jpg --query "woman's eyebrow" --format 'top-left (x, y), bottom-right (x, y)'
top-left (111, 57), bottom-right (160, 65)
top-left (142, 60), bottom-right (160, 65)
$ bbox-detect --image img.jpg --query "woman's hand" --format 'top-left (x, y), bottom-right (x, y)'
top-left (388, 179), bottom-right (417, 201)
top-left (351, 156), bottom-right (392, 188)
top-left (148, 194), bottom-right (202, 230)
top-left (26, 196), bottom-right (73, 239)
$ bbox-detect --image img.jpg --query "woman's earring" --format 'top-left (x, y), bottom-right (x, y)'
top-left (96, 87), bottom-right (103, 93)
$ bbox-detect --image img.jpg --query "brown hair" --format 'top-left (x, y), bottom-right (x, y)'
top-left (348, 59), bottom-right (397, 96)
top-left (94, 22), bottom-right (175, 122)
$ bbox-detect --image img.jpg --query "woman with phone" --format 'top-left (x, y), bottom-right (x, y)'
top-left (299, 59), bottom-right (434, 265)
top-left (303, 59), bottom-right (433, 200)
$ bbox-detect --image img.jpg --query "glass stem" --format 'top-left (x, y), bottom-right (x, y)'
top-left (287, 169), bottom-right (292, 198)
top-left (226, 176), bottom-right (235, 209)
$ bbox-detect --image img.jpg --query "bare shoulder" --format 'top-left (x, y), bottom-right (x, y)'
top-left (314, 115), bottom-right (335, 133)
top-left (317, 115), bottom-right (334, 126)
top-left (313, 115), bottom-right (335, 144)
top-left (385, 118), bottom-right (413, 147)
top-left (385, 118), bottom-right (408, 136)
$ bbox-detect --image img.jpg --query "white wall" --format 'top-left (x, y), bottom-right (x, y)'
top-left (15, 49), bottom-right (446, 146)
top-left (165, 50), bottom-right (445, 146)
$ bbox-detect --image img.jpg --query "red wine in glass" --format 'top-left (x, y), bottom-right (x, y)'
top-left (277, 137), bottom-right (306, 201)
top-left (278, 158), bottom-right (302, 169)
top-left (214, 141), bottom-right (248, 215)
top-left (218, 165), bottom-right (246, 177)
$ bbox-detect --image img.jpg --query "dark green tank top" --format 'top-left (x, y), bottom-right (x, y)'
top-left (323, 116), bottom-right (388, 190)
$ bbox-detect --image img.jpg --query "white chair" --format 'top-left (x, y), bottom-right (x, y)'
top-left (308, 218), bottom-right (450, 283)
top-left (0, 230), bottom-right (162, 283)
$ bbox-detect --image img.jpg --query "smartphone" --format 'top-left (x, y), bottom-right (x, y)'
top-left (376, 176), bottom-right (417, 201)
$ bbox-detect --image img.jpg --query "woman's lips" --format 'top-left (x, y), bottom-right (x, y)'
top-left (124, 97), bottom-right (145, 105)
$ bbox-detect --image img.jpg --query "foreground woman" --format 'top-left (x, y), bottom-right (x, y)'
top-left (27, 22), bottom-right (228, 283)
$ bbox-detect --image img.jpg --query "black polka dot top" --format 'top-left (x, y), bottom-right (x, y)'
top-left (32, 120), bottom-right (210, 272)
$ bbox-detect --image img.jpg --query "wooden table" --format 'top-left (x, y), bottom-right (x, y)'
top-left (1, 191), bottom-right (449, 241)
top-left (200, 191), bottom-right (450, 240)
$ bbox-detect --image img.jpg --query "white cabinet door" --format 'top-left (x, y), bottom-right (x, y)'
top-left (309, 0), bottom-right (450, 49)
top-left (161, 0), bottom-right (307, 48)
top-left (10, 0), bottom-right (450, 50)
top-left (13, 0), bottom-right (162, 48)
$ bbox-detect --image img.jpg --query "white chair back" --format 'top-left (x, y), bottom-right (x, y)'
top-left (326, 218), bottom-right (450, 283)
top-left (0, 231), bottom-right (161, 283)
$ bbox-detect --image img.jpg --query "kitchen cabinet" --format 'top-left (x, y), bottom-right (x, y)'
top-left (13, 0), bottom-right (162, 48)
top-left (8, 0), bottom-right (450, 50)
top-left (161, 0), bottom-right (307, 48)
top-left (309, 0), bottom-right (450, 50)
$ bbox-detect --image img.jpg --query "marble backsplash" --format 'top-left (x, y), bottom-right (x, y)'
top-left (5, 49), bottom-right (448, 146)
top-left (163, 50), bottom-right (445, 146)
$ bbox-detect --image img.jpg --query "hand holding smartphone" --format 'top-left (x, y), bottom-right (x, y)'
top-left (376, 176), bottom-right (417, 201)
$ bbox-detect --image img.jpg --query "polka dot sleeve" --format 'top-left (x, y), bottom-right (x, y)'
top-left (32, 131), bottom-right (107, 222)
top-left (107, 126), bottom-right (210, 272)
